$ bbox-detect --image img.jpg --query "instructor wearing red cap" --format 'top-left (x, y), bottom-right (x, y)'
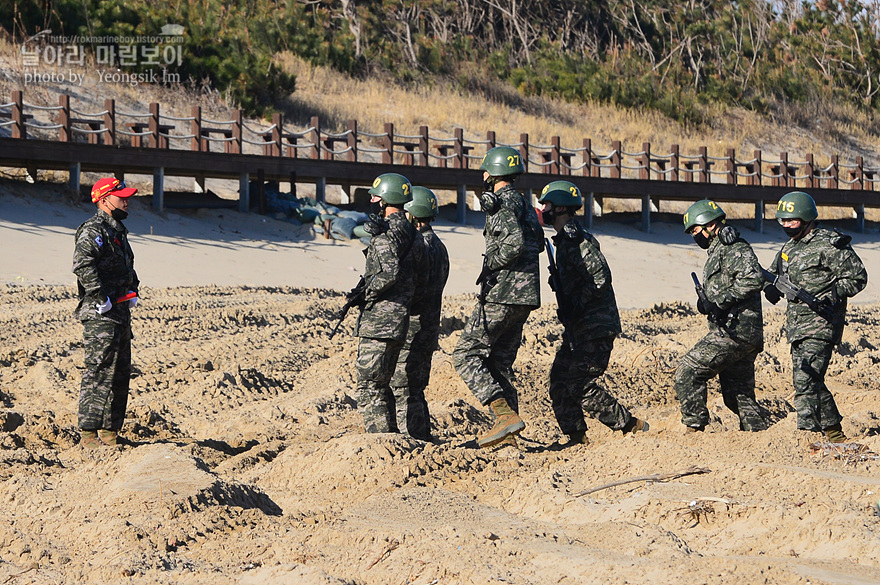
top-left (71, 177), bottom-right (140, 448)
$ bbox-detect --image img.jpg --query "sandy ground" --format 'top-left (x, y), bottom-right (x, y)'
top-left (2, 180), bottom-right (880, 584)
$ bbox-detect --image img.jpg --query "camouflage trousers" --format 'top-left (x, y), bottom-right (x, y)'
top-left (79, 318), bottom-right (132, 431)
top-left (791, 337), bottom-right (842, 432)
top-left (356, 336), bottom-right (404, 433)
top-left (390, 321), bottom-right (439, 442)
top-left (452, 301), bottom-right (533, 408)
top-left (674, 330), bottom-right (767, 431)
top-left (550, 335), bottom-right (631, 436)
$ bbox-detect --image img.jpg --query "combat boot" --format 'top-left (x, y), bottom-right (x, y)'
top-left (567, 430), bottom-right (590, 446)
top-left (683, 424), bottom-right (705, 434)
top-left (495, 434), bottom-right (519, 450)
top-left (80, 430), bottom-right (105, 449)
top-left (622, 417), bottom-right (650, 435)
top-left (824, 423), bottom-right (847, 444)
top-left (98, 429), bottom-right (119, 446)
top-left (477, 398), bottom-right (525, 448)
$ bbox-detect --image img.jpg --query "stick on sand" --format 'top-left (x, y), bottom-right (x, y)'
top-left (575, 465), bottom-right (711, 497)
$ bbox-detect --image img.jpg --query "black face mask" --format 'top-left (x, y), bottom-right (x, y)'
top-left (110, 208), bottom-right (128, 221)
top-left (541, 209), bottom-right (556, 225)
top-left (483, 176), bottom-right (495, 192)
top-left (370, 200), bottom-right (385, 218)
top-left (782, 225), bottom-right (804, 239)
top-left (693, 231), bottom-right (712, 249)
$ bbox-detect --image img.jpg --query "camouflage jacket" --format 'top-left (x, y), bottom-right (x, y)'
top-left (72, 209), bottom-right (139, 323)
top-left (482, 184), bottom-right (542, 307)
top-left (769, 225), bottom-right (867, 344)
top-left (356, 210), bottom-right (417, 341)
top-left (411, 225), bottom-right (449, 323)
top-left (552, 219), bottom-right (621, 340)
top-left (702, 229), bottom-right (764, 346)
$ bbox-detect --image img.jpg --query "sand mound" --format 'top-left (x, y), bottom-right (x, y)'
top-left (2, 285), bottom-right (880, 583)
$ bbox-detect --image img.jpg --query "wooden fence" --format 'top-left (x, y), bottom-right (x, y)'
top-left (1, 89), bottom-right (878, 231)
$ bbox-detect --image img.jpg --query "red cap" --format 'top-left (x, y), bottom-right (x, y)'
top-left (91, 177), bottom-right (138, 203)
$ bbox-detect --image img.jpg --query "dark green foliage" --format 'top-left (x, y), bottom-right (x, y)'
top-left (5, 0), bottom-right (880, 121)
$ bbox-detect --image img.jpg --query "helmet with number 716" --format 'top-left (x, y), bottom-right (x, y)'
top-left (479, 146), bottom-right (525, 177)
top-left (368, 173), bottom-right (412, 205)
top-left (775, 191), bottom-right (818, 222)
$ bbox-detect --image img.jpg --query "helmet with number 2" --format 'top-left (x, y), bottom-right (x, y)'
top-left (538, 180), bottom-right (583, 210)
top-left (369, 173), bottom-right (412, 205)
top-left (683, 199), bottom-right (726, 233)
top-left (405, 186), bottom-right (439, 219)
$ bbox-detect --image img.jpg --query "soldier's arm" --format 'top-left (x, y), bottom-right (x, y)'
top-left (364, 234), bottom-right (399, 300)
top-left (829, 245), bottom-right (868, 299)
top-left (485, 205), bottom-right (525, 271)
top-left (716, 244), bottom-right (764, 309)
top-left (71, 226), bottom-right (107, 300)
top-left (572, 243), bottom-right (611, 305)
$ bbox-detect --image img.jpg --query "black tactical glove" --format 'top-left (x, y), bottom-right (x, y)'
top-left (697, 298), bottom-right (725, 322)
top-left (763, 284), bottom-right (782, 304)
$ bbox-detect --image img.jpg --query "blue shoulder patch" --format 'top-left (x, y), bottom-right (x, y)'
top-left (94, 235), bottom-right (103, 247)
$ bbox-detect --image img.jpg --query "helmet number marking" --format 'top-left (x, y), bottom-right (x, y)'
top-left (778, 201), bottom-right (795, 213)
top-left (507, 154), bottom-right (520, 167)
top-left (402, 183), bottom-right (410, 196)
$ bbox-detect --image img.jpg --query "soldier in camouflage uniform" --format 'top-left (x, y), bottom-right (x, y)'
top-left (72, 177), bottom-right (140, 448)
top-left (390, 187), bottom-right (450, 441)
top-left (538, 181), bottom-right (648, 446)
top-left (764, 191), bottom-right (867, 443)
top-left (452, 146), bottom-right (543, 448)
top-left (675, 200), bottom-right (768, 433)
top-left (355, 173), bottom-right (418, 433)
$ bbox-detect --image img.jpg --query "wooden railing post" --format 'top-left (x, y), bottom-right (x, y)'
top-left (418, 125), bottom-right (428, 166)
top-left (519, 133), bottom-right (529, 173)
top-left (670, 144), bottom-right (680, 182)
top-left (583, 138), bottom-right (593, 177)
top-left (830, 155), bottom-right (839, 189)
top-left (148, 102), bottom-right (160, 148)
top-left (639, 142), bottom-right (650, 180)
top-left (347, 120), bottom-right (358, 162)
top-left (383, 122), bottom-right (393, 164)
top-left (698, 146), bottom-right (708, 183)
top-left (805, 153), bottom-right (814, 189)
top-left (231, 109), bottom-right (243, 154)
top-left (854, 156), bottom-right (865, 190)
top-left (753, 150), bottom-right (762, 186)
top-left (190, 106), bottom-right (202, 151)
top-left (611, 140), bottom-right (621, 179)
top-left (59, 95), bottom-right (72, 142)
top-left (726, 148), bottom-right (736, 185)
top-left (779, 152), bottom-right (789, 187)
top-left (104, 98), bottom-right (115, 146)
top-left (271, 113), bottom-right (283, 157)
top-left (311, 116), bottom-right (322, 160)
top-left (12, 90), bottom-right (25, 139)
top-left (454, 127), bottom-right (465, 169)
top-left (550, 135), bottom-right (561, 175)
top-left (486, 130), bottom-right (496, 150)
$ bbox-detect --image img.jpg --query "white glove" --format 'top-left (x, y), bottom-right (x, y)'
top-left (96, 297), bottom-right (112, 314)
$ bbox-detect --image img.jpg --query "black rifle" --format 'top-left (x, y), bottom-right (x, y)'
top-left (475, 254), bottom-right (497, 305)
top-left (328, 276), bottom-right (367, 339)
top-left (691, 272), bottom-right (730, 336)
top-left (760, 267), bottom-right (837, 321)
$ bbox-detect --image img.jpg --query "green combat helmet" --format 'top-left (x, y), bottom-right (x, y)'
top-left (405, 186), bottom-right (439, 219)
top-left (479, 146), bottom-right (525, 178)
top-left (683, 199), bottom-right (726, 233)
top-left (369, 173), bottom-right (412, 205)
top-left (538, 180), bottom-right (583, 209)
top-left (775, 191), bottom-right (818, 222)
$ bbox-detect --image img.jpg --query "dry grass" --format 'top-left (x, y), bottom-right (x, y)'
top-left (276, 53), bottom-right (880, 167)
